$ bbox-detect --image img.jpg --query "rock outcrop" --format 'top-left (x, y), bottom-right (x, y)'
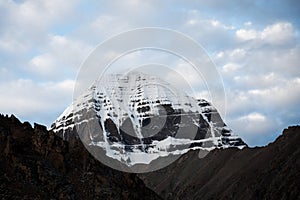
top-left (0, 114), bottom-right (161, 200)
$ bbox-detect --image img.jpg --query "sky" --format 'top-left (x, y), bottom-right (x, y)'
top-left (0, 0), bottom-right (299, 146)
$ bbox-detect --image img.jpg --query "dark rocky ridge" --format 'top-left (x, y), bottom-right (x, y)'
top-left (139, 126), bottom-right (300, 200)
top-left (1, 114), bottom-right (299, 200)
top-left (0, 114), bottom-right (161, 200)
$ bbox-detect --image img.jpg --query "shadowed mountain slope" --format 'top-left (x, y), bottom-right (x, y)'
top-left (139, 126), bottom-right (300, 200)
top-left (1, 114), bottom-right (299, 200)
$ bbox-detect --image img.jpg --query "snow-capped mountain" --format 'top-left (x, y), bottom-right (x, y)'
top-left (51, 73), bottom-right (246, 167)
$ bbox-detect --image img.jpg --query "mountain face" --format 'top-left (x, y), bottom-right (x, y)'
top-left (0, 114), bottom-right (161, 200)
top-left (51, 73), bottom-right (246, 168)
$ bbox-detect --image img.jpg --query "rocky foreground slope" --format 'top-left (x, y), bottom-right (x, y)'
top-left (0, 114), bottom-right (160, 200)
top-left (139, 126), bottom-right (300, 200)
top-left (0, 114), bottom-right (299, 200)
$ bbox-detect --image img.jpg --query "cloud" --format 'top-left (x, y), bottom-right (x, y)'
top-left (0, 78), bottom-right (75, 126)
top-left (222, 63), bottom-right (241, 73)
top-left (186, 18), bottom-right (235, 30)
top-left (84, 15), bottom-right (130, 39)
top-left (226, 77), bottom-right (300, 116)
top-left (25, 34), bottom-right (92, 81)
top-left (173, 61), bottom-right (207, 88)
top-left (0, 0), bottom-right (299, 147)
top-left (244, 21), bottom-right (252, 26)
top-left (0, 0), bottom-right (78, 50)
top-left (228, 48), bottom-right (246, 59)
top-left (48, 34), bottom-right (92, 69)
top-left (0, 0), bottom-right (83, 81)
top-left (230, 112), bottom-right (276, 146)
top-left (236, 29), bottom-right (259, 41)
top-left (239, 112), bottom-right (266, 122)
top-left (224, 77), bottom-right (300, 146)
top-left (187, 0), bottom-right (300, 30)
top-left (0, 67), bottom-right (15, 82)
top-left (223, 21), bottom-right (300, 127)
top-left (244, 47), bottom-right (300, 78)
top-left (247, 77), bottom-right (300, 109)
top-left (0, 36), bottom-right (27, 53)
top-left (236, 22), bottom-right (297, 45)
top-left (179, 9), bottom-right (238, 52)
top-left (29, 53), bottom-right (56, 76)
top-left (232, 72), bottom-right (285, 90)
top-left (261, 22), bottom-right (295, 44)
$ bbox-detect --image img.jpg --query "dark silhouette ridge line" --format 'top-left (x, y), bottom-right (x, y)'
top-left (0, 113), bottom-right (161, 200)
top-left (139, 125), bottom-right (300, 200)
top-left (0, 113), bottom-right (299, 200)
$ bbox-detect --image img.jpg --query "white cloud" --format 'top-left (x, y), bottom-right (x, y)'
top-left (229, 48), bottom-right (246, 59)
top-left (26, 34), bottom-right (92, 80)
top-left (261, 22), bottom-right (295, 45)
top-left (174, 61), bottom-right (206, 87)
top-left (222, 63), bottom-right (241, 73)
top-left (185, 10), bottom-right (235, 31)
top-left (236, 29), bottom-right (259, 41)
top-left (239, 112), bottom-right (266, 122)
top-left (247, 77), bottom-right (300, 108)
top-left (214, 48), bottom-right (247, 65)
top-left (230, 111), bottom-right (275, 146)
top-left (224, 77), bottom-right (300, 146)
top-left (0, 0), bottom-right (78, 51)
top-left (0, 36), bottom-right (27, 53)
top-left (0, 78), bottom-right (75, 126)
top-left (210, 20), bottom-right (235, 30)
top-left (0, 0), bottom-right (84, 82)
top-left (233, 72), bottom-right (285, 90)
top-left (182, 10), bottom-right (237, 51)
top-left (88, 15), bottom-right (130, 38)
top-left (216, 51), bottom-right (224, 59)
top-left (0, 67), bottom-right (15, 82)
top-left (236, 22), bottom-right (296, 45)
top-left (48, 34), bottom-right (92, 69)
top-left (227, 77), bottom-right (300, 115)
top-left (10, 0), bottom-right (77, 27)
top-left (29, 53), bottom-right (56, 76)
top-left (244, 21), bottom-right (252, 26)
top-left (187, 19), bottom-right (197, 26)
top-left (186, 18), bottom-right (235, 30)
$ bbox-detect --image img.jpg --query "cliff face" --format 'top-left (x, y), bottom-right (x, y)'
top-left (0, 114), bottom-right (161, 200)
top-left (139, 126), bottom-right (300, 200)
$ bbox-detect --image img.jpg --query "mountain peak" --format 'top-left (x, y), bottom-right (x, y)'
top-left (51, 73), bottom-right (246, 171)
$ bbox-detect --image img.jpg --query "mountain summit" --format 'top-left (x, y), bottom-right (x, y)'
top-left (51, 73), bottom-right (246, 169)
